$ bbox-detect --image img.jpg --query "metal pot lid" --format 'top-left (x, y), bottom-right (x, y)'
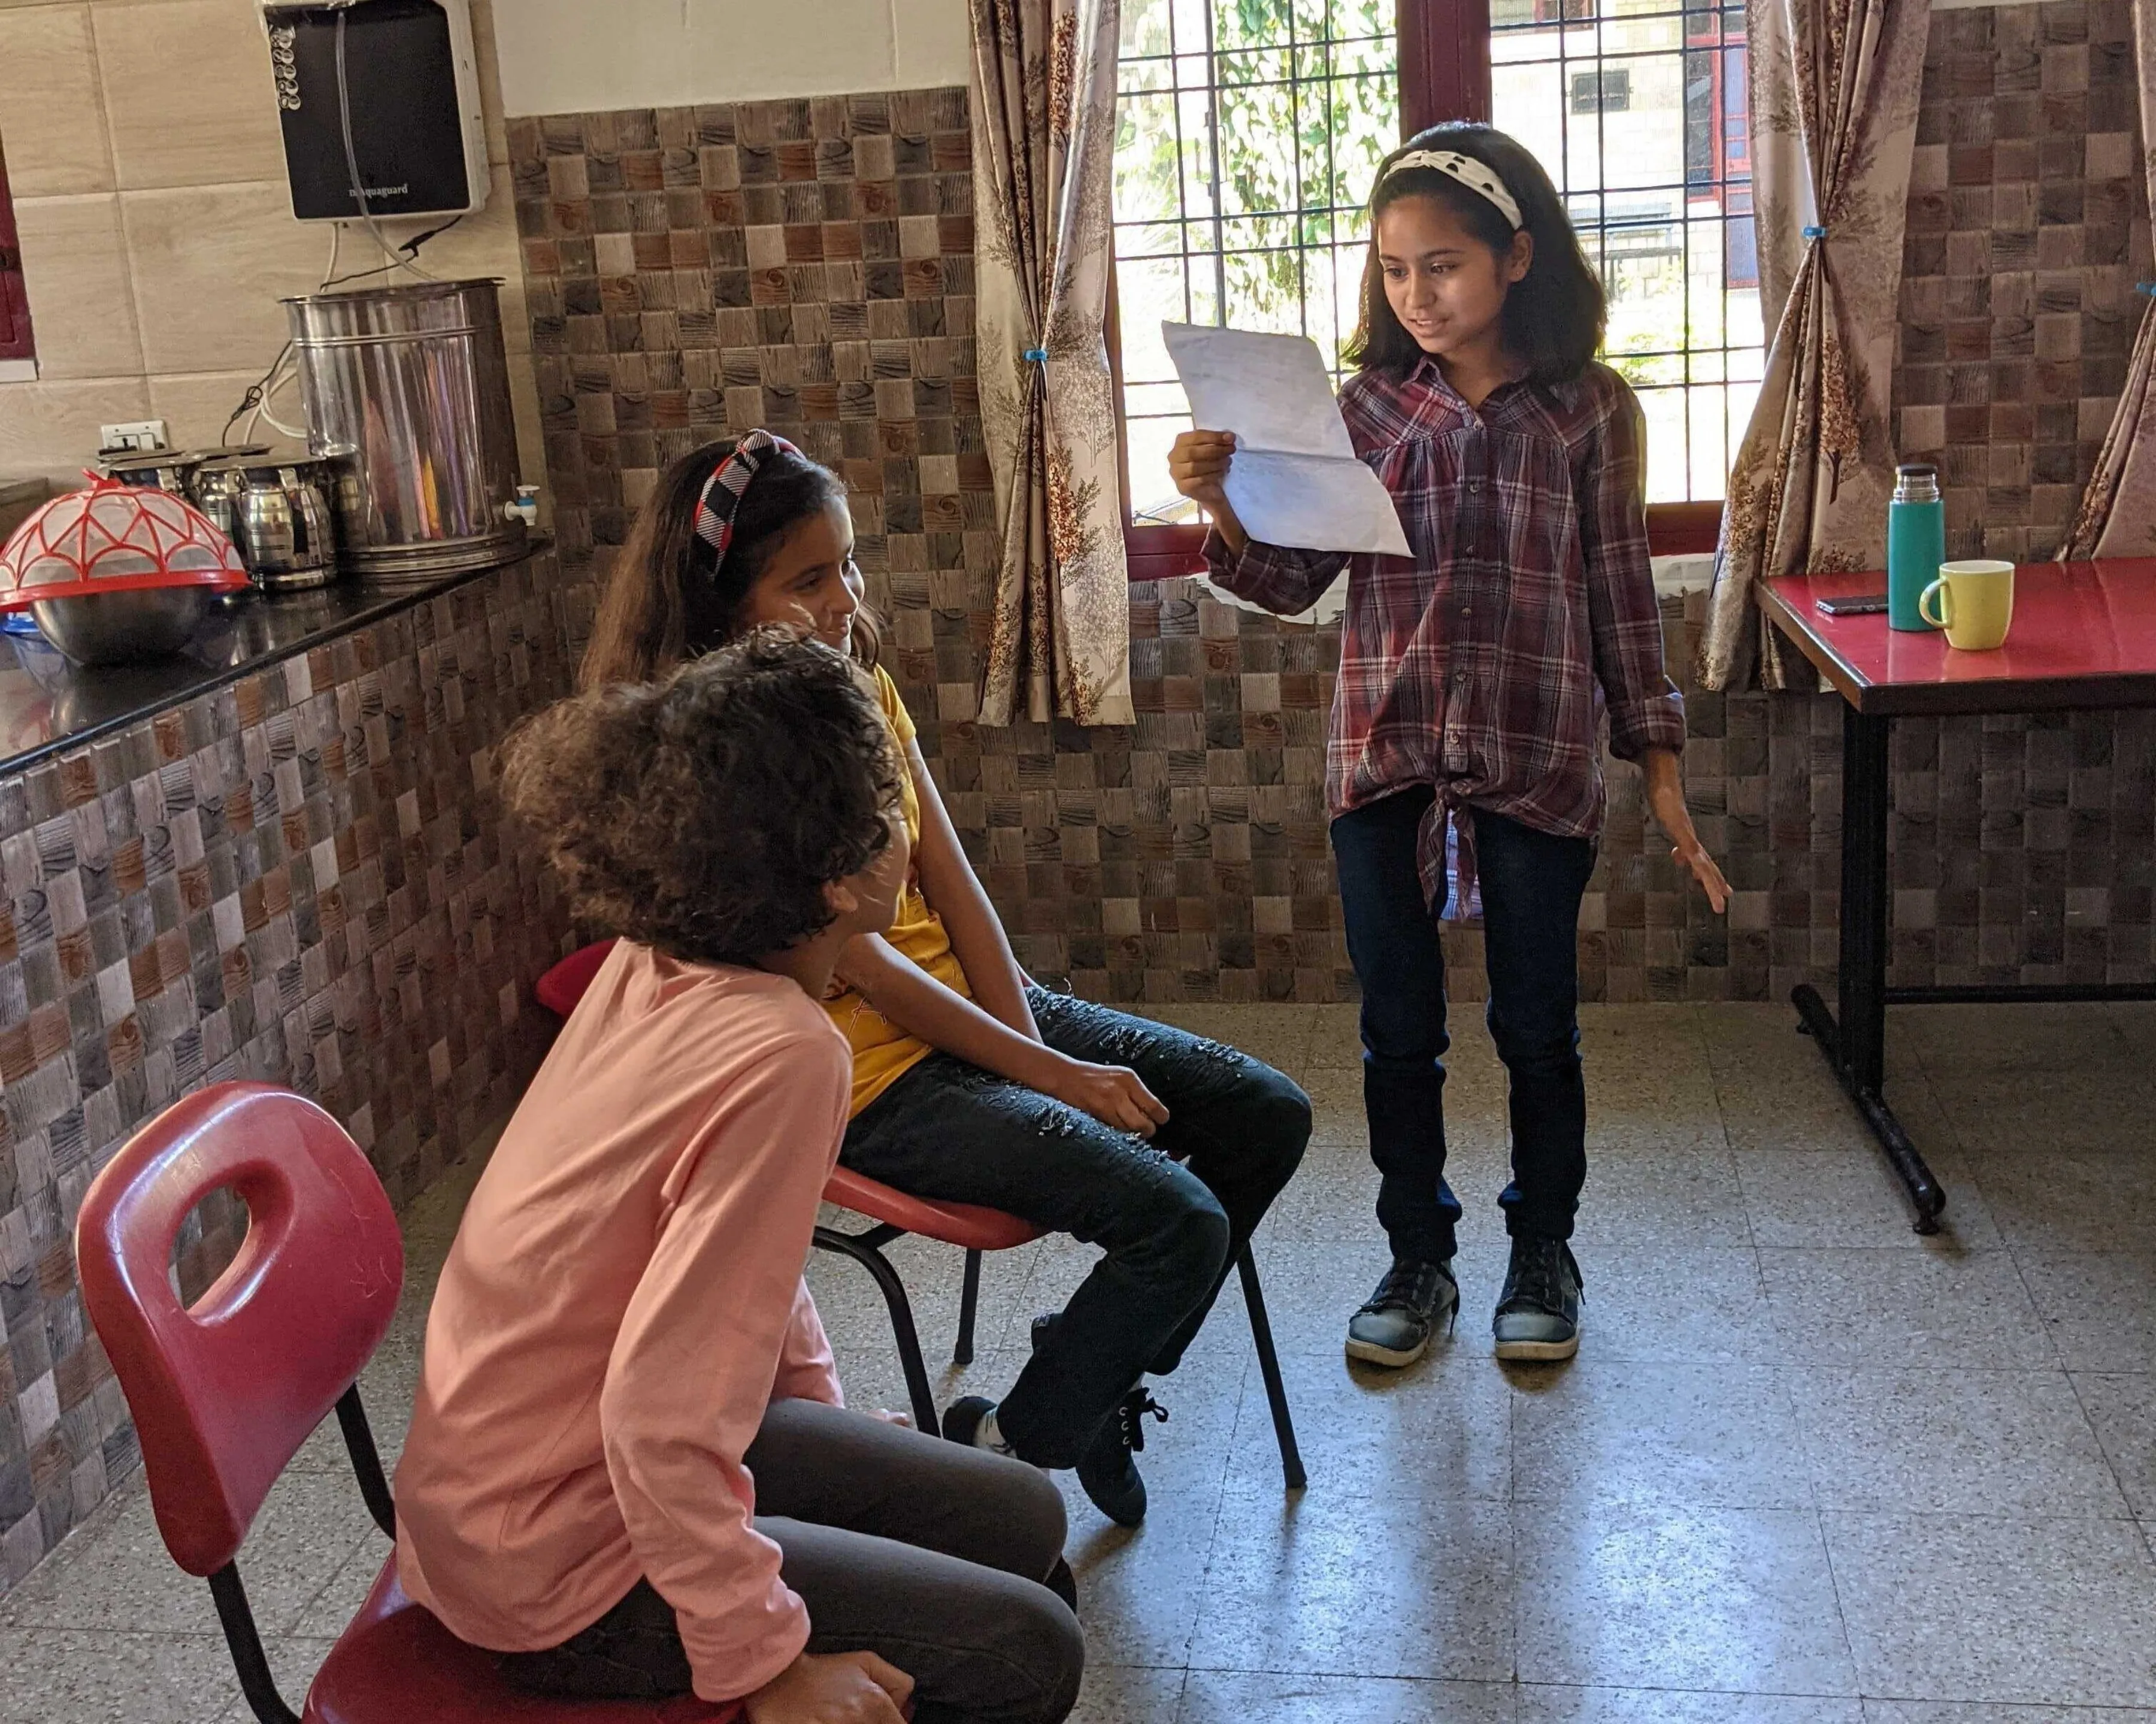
top-left (193, 448), bottom-right (346, 480)
top-left (99, 447), bottom-right (215, 473)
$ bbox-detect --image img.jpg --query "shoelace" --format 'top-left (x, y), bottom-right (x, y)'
top-left (1502, 1240), bottom-right (1573, 1313)
top-left (1367, 1261), bottom-right (1446, 1314)
top-left (1113, 1388), bottom-right (1168, 1455)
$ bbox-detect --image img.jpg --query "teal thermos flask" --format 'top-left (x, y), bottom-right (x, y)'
top-left (1887, 462), bottom-right (1945, 632)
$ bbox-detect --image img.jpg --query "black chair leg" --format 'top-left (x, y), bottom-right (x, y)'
top-left (1236, 1243), bottom-right (1307, 1490)
top-left (812, 1223), bottom-right (940, 1434)
top-left (955, 1247), bottom-right (983, 1365)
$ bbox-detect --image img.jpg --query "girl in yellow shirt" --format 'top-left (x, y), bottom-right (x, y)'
top-left (581, 434), bottom-right (1311, 1528)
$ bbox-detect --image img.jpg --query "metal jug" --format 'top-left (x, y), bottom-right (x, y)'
top-left (189, 454), bottom-right (352, 590)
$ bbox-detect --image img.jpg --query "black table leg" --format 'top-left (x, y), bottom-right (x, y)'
top-left (1791, 704), bottom-right (1948, 1234)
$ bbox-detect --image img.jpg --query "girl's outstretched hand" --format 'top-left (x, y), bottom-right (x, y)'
top-left (1641, 749), bottom-right (1730, 914)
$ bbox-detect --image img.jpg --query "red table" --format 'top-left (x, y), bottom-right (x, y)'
top-left (1760, 559), bottom-right (2156, 1231)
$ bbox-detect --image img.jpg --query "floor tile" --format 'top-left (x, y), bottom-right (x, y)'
top-left (1061, 1489), bottom-right (1227, 1670)
top-left (1568, 1245), bottom-right (1784, 1364)
top-left (0, 1628), bottom-right (244, 1724)
top-left (1934, 1074), bottom-right (2156, 1161)
top-left (1864, 1702), bottom-right (2156, 1722)
top-left (213, 1634), bottom-right (337, 1721)
top-left (1520, 1688), bottom-right (1864, 1723)
top-left (0, 1469), bottom-right (373, 1637)
top-left (1738, 1149), bottom-right (2001, 1250)
top-left (1179, 1668), bottom-right (1519, 1722)
top-left (1574, 1146), bottom-right (1753, 1247)
top-left (1513, 1501), bottom-right (1857, 1695)
top-left (1067, 1661), bottom-right (1186, 1724)
top-left (1220, 1346), bottom-right (1511, 1504)
top-left (2071, 1372), bottom-right (2156, 1517)
top-left (2016, 1253), bottom-right (2156, 1371)
top-left (1757, 1248), bottom-right (2057, 1368)
top-left (1898, 1003), bottom-right (2137, 1075)
top-left (1189, 1493), bottom-right (1513, 1680)
top-left (1510, 1359), bottom-right (1812, 1511)
top-left (1783, 1367), bottom-right (2128, 1517)
top-left (1823, 1510), bottom-right (2156, 1705)
top-left (1962, 1152), bottom-right (2156, 1253)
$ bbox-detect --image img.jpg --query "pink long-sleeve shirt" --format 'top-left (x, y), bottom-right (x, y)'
top-left (393, 941), bottom-right (852, 1703)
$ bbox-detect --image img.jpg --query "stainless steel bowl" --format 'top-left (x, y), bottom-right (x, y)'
top-left (29, 588), bottom-right (216, 666)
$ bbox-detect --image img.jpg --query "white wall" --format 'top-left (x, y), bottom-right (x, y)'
top-left (490, 0), bottom-right (971, 116)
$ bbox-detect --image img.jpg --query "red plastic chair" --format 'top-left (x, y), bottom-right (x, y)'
top-left (539, 941), bottom-right (1306, 1486)
top-left (74, 1081), bottom-right (738, 1724)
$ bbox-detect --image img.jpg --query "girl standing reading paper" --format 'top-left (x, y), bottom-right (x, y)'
top-left (1171, 123), bottom-right (1730, 1368)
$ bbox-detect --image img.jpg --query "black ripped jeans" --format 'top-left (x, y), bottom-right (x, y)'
top-left (840, 989), bottom-right (1310, 1469)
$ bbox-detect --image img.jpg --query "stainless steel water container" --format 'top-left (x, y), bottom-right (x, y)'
top-left (282, 278), bottom-right (526, 582)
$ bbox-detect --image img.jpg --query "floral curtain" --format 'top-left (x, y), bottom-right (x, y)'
top-left (1697, 0), bottom-right (1931, 690)
top-left (2061, 3), bottom-right (2156, 558)
top-left (970, 0), bottom-right (1135, 726)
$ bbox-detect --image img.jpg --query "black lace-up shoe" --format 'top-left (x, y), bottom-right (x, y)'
top-left (1345, 1256), bottom-right (1459, 1367)
top-left (1493, 1237), bottom-right (1584, 1361)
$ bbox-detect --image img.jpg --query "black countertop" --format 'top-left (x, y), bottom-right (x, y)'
top-left (0, 542), bottom-right (547, 779)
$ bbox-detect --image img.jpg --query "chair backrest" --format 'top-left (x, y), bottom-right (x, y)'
top-left (535, 938), bottom-right (620, 1019)
top-left (75, 1081), bottom-right (404, 1577)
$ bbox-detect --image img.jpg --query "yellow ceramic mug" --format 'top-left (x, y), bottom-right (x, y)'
top-left (1919, 558), bottom-right (2015, 650)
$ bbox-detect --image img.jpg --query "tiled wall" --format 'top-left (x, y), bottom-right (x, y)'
top-left (0, 554), bottom-right (580, 1590)
top-left (513, 3), bottom-right (2155, 1008)
top-left (1895, 0), bottom-right (2149, 562)
top-left (0, 0), bottom-right (541, 488)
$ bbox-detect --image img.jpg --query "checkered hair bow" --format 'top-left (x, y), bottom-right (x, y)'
top-left (693, 430), bottom-right (801, 568)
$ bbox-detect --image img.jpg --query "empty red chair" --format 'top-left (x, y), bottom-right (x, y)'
top-left (538, 941), bottom-right (1306, 1487)
top-left (75, 1081), bottom-right (738, 1723)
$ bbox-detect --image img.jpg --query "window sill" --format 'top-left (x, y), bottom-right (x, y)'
top-left (0, 359), bottom-right (38, 384)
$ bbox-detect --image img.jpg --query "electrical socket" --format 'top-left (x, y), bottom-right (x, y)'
top-left (98, 421), bottom-right (169, 453)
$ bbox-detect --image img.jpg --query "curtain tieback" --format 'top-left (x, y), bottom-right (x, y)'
top-left (1023, 347), bottom-right (1049, 362)
top-left (2135, 282), bottom-right (2156, 298)
top-left (1802, 225), bottom-right (1827, 239)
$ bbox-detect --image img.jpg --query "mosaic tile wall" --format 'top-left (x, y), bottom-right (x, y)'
top-left (0, 554), bottom-right (580, 1590)
top-left (512, 28), bottom-right (2154, 1009)
top-left (1895, 0), bottom-right (2152, 561)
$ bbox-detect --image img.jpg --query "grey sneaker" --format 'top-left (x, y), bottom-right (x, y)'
top-left (1493, 1238), bottom-right (1584, 1361)
top-left (1345, 1257), bottom-right (1459, 1367)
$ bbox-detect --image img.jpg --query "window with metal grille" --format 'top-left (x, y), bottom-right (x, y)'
top-left (0, 138), bottom-right (34, 365)
top-left (1109, 0), bottom-right (1757, 574)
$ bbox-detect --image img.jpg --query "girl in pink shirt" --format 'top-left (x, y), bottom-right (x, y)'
top-left (393, 634), bottom-right (1083, 1723)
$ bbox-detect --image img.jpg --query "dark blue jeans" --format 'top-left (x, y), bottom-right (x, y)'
top-left (841, 989), bottom-right (1310, 1470)
top-left (1330, 791), bottom-right (1597, 1265)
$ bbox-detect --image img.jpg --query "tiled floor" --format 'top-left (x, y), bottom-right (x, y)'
top-left (7, 1001), bottom-right (2156, 1721)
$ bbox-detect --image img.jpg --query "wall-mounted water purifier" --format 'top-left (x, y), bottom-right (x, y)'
top-left (260, 0), bottom-right (489, 222)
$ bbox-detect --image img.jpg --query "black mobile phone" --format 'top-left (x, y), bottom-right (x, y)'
top-left (1816, 592), bottom-right (1890, 617)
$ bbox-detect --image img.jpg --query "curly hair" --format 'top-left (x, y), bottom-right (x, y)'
top-left (503, 631), bottom-right (902, 967)
top-left (579, 437), bottom-right (879, 691)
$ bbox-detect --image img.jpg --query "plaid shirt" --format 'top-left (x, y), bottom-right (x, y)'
top-left (1206, 356), bottom-right (1685, 908)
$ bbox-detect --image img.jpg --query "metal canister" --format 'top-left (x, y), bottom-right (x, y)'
top-left (281, 278), bottom-right (526, 583)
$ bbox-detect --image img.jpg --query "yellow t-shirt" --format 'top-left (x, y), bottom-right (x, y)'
top-left (823, 665), bottom-right (972, 1116)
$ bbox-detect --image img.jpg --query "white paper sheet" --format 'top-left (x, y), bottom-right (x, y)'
top-left (1163, 322), bottom-right (1412, 559)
